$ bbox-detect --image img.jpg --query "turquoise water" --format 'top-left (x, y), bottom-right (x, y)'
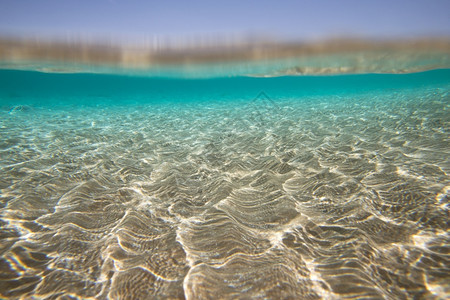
top-left (0, 68), bottom-right (449, 299)
top-left (1, 68), bottom-right (449, 106)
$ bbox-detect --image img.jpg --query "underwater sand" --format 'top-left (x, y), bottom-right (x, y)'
top-left (0, 69), bottom-right (449, 299)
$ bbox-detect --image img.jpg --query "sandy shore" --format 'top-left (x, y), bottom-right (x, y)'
top-left (1, 37), bottom-right (450, 75)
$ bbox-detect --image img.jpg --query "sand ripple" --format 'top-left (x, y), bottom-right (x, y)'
top-left (0, 86), bottom-right (449, 299)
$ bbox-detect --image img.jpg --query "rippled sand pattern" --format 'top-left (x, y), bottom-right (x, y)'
top-left (0, 86), bottom-right (449, 299)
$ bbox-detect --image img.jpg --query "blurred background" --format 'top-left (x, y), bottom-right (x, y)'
top-left (0, 0), bottom-right (449, 74)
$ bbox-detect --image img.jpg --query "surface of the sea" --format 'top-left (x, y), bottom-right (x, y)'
top-left (0, 66), bottom-right (449, 299)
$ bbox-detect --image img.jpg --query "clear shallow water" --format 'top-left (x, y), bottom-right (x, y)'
top-left (0, 68), bottom-right (449, 299)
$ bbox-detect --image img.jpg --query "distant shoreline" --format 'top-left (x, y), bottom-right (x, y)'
top-left (1, 37), bottom-right (449, 76)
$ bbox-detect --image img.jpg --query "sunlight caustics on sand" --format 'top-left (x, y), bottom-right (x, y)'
top-left (0, 65), bottom-right (449, 299)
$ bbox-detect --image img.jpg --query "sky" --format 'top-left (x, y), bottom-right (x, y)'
top-left (0, 0), bottom-right (449, 42)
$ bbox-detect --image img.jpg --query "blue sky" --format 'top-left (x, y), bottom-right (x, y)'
top-left (0, 0), bottom-right (449, 42)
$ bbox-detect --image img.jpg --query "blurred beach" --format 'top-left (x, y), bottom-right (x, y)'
top-left (1, 37), bottom-right (450, 76)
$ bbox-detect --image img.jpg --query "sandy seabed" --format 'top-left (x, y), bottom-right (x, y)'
top-left (0, 86), bottom-right (449, 299)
